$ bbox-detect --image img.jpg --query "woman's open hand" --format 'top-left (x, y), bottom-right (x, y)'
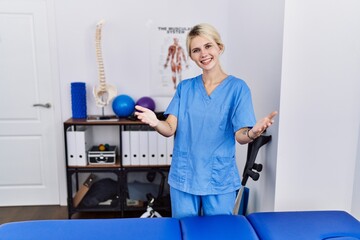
top-left (134, 105), bottom-right (159, 127)
top-left (250, 111), bottom-right (278, 138)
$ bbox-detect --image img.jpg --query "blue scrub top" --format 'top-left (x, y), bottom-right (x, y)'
top-left (165, 75), bottom-right (256, 195)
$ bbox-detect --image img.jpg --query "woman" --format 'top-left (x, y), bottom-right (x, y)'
top-left (135, 23), bottom-right (277, 218)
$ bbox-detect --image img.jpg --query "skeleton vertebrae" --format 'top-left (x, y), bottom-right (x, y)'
top-left (93, 19), bottom-right (117, 108)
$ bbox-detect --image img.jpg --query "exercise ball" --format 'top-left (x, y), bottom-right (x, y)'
top-left (112, 94), bottom-right (135, 117)
top-left (136, 96), bottom-right (156, 111)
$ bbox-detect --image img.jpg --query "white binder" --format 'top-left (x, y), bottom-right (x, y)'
top-left (75, 126), bottom-right (91, 166)
top-left (157, 134), bottom-right (167, 165)
top-left (139, 131), bottom-right (149, 165)
top-left (130, 130), bottom-right (140, 165)
top-left (121, 129), bottom-right (131, 166)
top-left (148, 130), bottom-right (158, 165)
top-left (166, 136), bottom-right (174, 165)
top-left (66, 126), bottom-right (77, 166)
top-left (66, 126), bottom-right (91, 166)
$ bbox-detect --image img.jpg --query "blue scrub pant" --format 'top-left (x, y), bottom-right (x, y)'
top-left (170, 186), bottom-right (236, 219)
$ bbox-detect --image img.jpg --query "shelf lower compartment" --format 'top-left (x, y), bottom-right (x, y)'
top-left (64, 119), bottom-right (172, 219)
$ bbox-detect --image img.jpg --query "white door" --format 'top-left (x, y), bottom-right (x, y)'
top-left (0, 0), bottom-right (60, 205)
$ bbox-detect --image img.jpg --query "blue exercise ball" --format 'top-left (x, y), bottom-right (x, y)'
top-left (112, 94), bottom-right (135, 117)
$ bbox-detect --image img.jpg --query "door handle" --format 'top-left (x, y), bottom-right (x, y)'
top-left (33, 103), bottom-right (51, 108)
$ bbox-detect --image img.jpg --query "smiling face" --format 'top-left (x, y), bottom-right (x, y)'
top-left (189, 35), bottom-right (223, 71)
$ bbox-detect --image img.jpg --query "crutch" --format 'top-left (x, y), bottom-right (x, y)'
top-left (233, 134), bottom-right (272, 215)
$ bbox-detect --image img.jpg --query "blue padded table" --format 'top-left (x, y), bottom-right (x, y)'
top-left (180, 215), bottom-right (259, 240)
top-left (0, 217), bottom-right (181, 240)
top-left (247, 210), bottom-right (360, 240)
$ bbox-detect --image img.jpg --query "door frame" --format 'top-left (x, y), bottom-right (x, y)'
top-left (46, 0), bottom-right (66, 205)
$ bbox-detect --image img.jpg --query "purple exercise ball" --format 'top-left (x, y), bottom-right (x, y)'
top-left (136, 96), bottom-right (156, 111)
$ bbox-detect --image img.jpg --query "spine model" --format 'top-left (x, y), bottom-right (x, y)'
top-left (93, 20), bottom-right (117, 108)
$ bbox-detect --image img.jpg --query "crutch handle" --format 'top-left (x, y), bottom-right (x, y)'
top-left (241, 134), bottom-right (272, 186)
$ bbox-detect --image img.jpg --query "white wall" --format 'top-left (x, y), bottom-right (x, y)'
top-left (227, 0), bottom-right (360, 218)
top-left (276, 0), bottom-right (360, 216)
top-left (55, 0), bottom-right (229, 118)
top-left (227, 0), bottom-right (284, 213)
top-left (352, 125), bottom-right (360, 218)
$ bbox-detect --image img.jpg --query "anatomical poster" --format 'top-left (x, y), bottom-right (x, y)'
top-left (150, 26), bottom-right (200, 96)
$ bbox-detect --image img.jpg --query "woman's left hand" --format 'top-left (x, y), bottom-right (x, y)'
top-left (250, 111), bottom-right (278, 138)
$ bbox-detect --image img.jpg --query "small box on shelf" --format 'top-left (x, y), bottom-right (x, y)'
top-left (88, 146), bottom-right (117, 165)
top-left (126, 199), bottom-right (144, 207)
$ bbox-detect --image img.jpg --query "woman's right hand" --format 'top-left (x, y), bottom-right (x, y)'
top-left (134, 105), bottom-right (159, 127)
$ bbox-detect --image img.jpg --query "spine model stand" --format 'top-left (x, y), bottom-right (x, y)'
top-left (93, 20), bottom-right (117, 110)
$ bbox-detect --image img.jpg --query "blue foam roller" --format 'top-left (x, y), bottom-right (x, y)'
top-left (71, 82), bottom-right (87, 119)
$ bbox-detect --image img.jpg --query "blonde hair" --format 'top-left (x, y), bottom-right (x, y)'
top-left (186, 23), bottom-right (225, 56)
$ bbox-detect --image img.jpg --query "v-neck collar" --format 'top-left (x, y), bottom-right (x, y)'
top-left (197, 74), bottom-right (232, 99)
